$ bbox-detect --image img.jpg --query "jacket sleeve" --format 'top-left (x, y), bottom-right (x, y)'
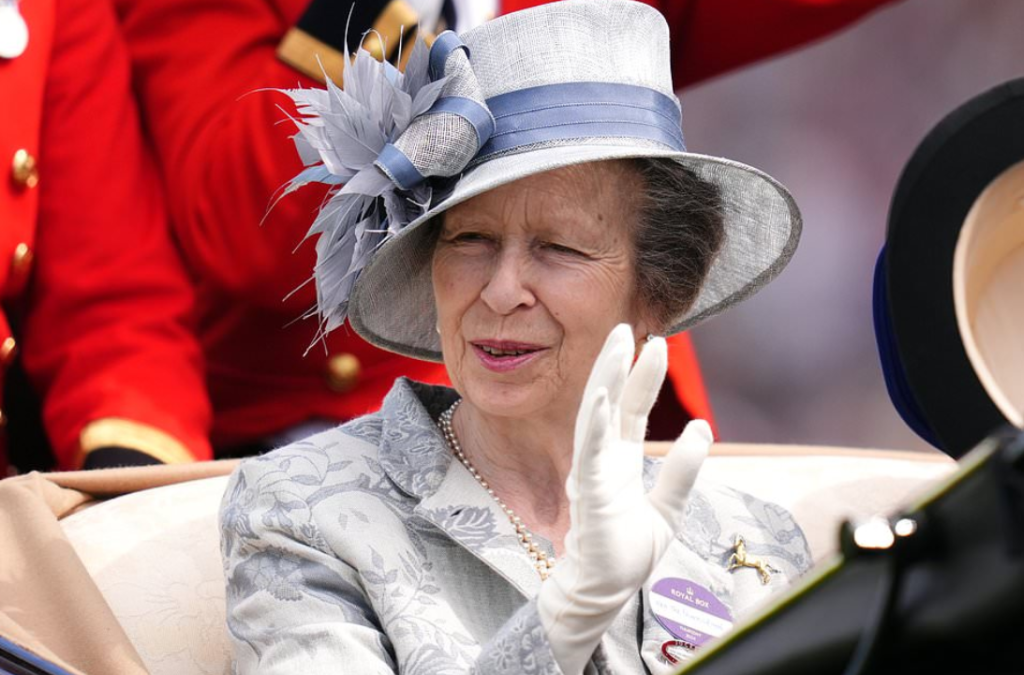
top-left (113, 0), bottom-right (453, 314)
top-left (114, 0), bottom-right (337, 313)
top-left (22, 0), bottom-right (212, 468)
top-left (221, 458), bottom-right (567, 675)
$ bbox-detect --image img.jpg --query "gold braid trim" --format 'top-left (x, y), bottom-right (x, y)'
top-left (277, 28), bottom-right (349, 85)
top-left (277, 1), bottom-right (434, 85)
top-left (361, 0), bottom-right (420, 62)
top-left (79, 418), bottom-right (195, 467)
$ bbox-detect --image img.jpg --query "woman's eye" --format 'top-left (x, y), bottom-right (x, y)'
top-left (543, 242), bottom-right (584, 256)
top-left (445, 231), bottom-right (489, 244)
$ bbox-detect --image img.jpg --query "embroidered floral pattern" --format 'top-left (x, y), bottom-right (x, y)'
top-left (220, 379), bottom-right (809, 673)
top-left (475, 602), bottom-right (560, 675)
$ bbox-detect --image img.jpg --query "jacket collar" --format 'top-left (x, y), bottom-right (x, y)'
top-left (376, 378), bottom-right (457, 500)
top-left (377, 379), bottom-right (543, 597)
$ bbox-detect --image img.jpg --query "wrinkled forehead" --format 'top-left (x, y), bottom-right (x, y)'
top-left (442, 161), bottom-right (642, 234)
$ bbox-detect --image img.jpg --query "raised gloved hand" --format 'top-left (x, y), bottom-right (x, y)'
top-left (537, 324), bottom-right (712, 675)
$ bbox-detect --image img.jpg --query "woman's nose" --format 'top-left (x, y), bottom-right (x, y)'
top-left (479, 249), bottom-right (535, 315)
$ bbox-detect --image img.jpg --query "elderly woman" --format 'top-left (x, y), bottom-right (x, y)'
top-left (220, 2), bottom-right (809, 673)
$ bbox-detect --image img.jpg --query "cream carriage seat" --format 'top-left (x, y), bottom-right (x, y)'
top-left (56, 445), bottom-right (953, 675)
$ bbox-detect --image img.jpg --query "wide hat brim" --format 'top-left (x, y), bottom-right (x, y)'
top-left (878, 77), bottom-right (1024, 457)
top-left (350, 142), bottom-right (801, 362)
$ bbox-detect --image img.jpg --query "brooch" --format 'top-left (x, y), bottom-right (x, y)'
top-left (726, 535), bottom-right (778, 585)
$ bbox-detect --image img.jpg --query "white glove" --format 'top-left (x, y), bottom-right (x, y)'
top-left (537, 324), bottom-right (712, 675)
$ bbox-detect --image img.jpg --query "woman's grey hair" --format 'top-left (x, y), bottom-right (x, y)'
top-left (628, 158), bottom-right (725, 331)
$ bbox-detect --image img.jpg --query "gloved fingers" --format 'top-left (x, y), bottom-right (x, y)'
top-left (586, 323), bottom-right (634, 404)
top-left (620, 336), bottom-right (667, 445)
top-left (647, 419), bottom-right (712, 528)
top-left (575, 324), bottom-right (633, 443)
top-left (567, 387), bottom-right (611, 507)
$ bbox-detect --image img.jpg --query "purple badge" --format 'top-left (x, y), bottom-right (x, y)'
top-left (649, 578), bottom-right (733, 648)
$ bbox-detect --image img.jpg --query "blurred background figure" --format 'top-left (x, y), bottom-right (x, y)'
top-left (684, 0), bottom-right (1024, 452)
top-left (112, 0), bottom-right (895, 457)
top-left (0, 0), bottom-right (211, 473)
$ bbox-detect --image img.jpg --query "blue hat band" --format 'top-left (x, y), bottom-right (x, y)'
top-left (477, 81), bottom-right (686, 161)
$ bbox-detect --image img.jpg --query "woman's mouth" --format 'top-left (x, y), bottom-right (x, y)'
top-left (471, 341), bottom-right (546, 372)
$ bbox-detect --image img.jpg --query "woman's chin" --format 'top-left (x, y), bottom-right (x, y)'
top-left (460, 377), bottom-right (565, 422)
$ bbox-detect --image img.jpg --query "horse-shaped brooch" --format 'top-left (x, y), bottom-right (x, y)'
top-left (726, 535), bottom-right (779, 585)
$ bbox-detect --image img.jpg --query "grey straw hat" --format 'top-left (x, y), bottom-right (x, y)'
top-left (282, 0), bottom-right (801, 361)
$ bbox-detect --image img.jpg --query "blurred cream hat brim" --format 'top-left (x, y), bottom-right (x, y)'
top-left (954, 159), bottom-right (1024, 428)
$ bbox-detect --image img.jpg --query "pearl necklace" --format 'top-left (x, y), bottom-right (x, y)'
top-left (438, 400), bottom-right (555, 580)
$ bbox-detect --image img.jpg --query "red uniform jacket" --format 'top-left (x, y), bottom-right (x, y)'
top-left (114, 0), bottom-right (896, 451)
top-left (0, 0), bottom-right (212, 471)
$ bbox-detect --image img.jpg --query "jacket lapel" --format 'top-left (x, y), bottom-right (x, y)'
top-left (414, 464), bottom-right (543, 597)
top-left (377, 379), bottom-right (542, 598)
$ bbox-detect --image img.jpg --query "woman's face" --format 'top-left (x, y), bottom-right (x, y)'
top-left (432, 161), bottom-right (650, 423)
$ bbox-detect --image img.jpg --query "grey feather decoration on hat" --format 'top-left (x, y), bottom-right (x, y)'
top-left (277, 32), bottom-right (495, 347)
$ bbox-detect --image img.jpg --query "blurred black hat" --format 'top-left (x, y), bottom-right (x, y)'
top-left (874, 77), bottom-right (1024, 458)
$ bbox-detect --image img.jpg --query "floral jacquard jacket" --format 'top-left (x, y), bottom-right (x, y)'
top-left (220, 379), bottom-right (811, 674)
